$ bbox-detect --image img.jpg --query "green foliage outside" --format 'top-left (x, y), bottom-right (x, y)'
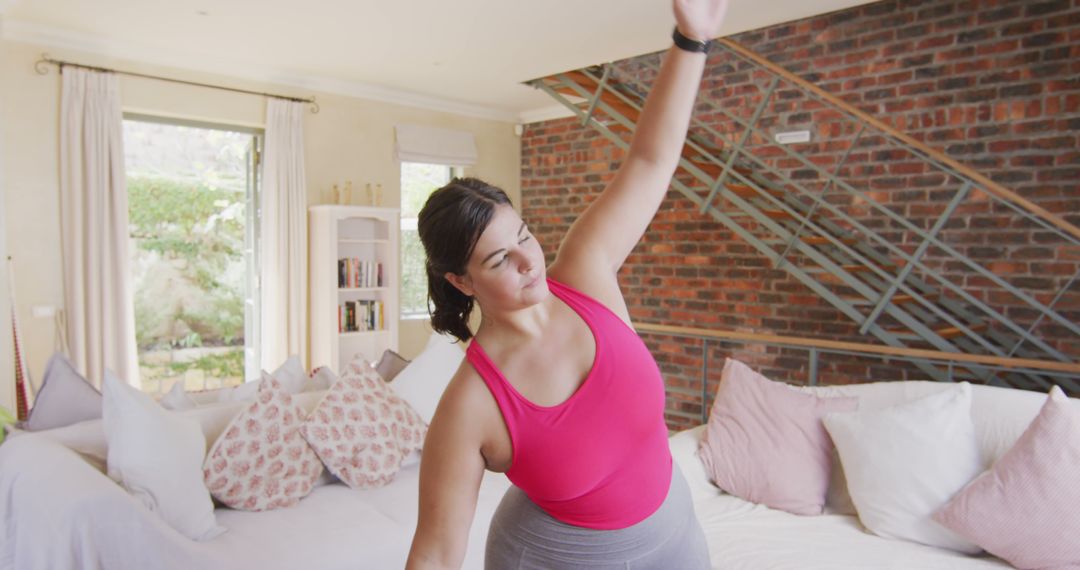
top-left (401, 229), bottom-right (428, 315)
top-left (129, 175), bottom-right (245, 351)
top-left (0, 405), bottom-right (15, 444)
top-left (401, 162), bottom-right (451, 218)
top-left (400, 163), bottom-right (452, 315)
top-left (166, 350), bottom-right (245, 379)
top-left (124, 119), bottom-right (252, 393)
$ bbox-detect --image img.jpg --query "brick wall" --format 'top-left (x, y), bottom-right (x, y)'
top-left (520, 0), bottom-right (1080, 430)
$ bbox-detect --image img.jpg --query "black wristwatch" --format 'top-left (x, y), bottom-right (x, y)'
top-left (672, 27), bottom-right (712, 53)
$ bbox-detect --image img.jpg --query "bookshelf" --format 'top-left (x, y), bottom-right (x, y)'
top-left (309, 205), bottom-right (400, 374)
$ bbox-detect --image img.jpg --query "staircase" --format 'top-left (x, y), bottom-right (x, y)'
top-left (528, 39), bottom-right (1080, 393)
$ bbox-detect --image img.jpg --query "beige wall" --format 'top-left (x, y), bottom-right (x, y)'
top-left (0, 39), bottom-right (521, 405)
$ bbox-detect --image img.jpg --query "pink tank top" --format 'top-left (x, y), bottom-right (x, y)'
top-left (466, 278), bottom-right (672, 530)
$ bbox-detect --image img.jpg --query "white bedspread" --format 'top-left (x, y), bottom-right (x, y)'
top-left (693, 494), bottom-right (1011, 569)
top-left (0, 424), bottom-right (512, 570)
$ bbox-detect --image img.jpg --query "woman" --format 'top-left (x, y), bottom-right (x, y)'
top-left (406, 1), bottom-right (728, 568)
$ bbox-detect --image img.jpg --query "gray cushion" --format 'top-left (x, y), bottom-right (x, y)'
top-left (24, 352), bottom-right (103, 431)
top-left (374, 349), bottom-right (410, 382)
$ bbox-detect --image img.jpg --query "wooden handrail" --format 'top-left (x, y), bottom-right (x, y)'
top-left (635, 322), bottom-right (1080, 375)
top-left (716, 38), bottom-right (1080, 243)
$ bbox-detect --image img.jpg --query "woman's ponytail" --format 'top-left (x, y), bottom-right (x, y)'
top-left (426, 263), bottom-right (476, 342)
top-left (417, 177), bottom-right (512, 343)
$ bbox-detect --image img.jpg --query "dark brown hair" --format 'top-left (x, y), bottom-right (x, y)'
top-left (417, 177), bottom-right (512, 342)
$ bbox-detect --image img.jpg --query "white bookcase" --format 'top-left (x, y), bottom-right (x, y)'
top-left (309, 205), bottom-right (400, 374)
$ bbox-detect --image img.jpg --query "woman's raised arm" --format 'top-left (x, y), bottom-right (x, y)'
top-left (552, 0), bottom-right (731, 278)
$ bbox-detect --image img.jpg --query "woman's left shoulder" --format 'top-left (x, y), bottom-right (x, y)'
top-left (547, 263), bottom-right (631, 324)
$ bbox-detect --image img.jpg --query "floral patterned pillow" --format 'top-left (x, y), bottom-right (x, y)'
top-left (203, 374), bottom-right (323, 511)
top-left (299, 360), bottom-right (426, 489)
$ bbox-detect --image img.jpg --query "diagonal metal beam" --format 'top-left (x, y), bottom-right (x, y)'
top-left (860, 182), bottom-right (972, 335)
top-left (701, 76), bottom-right (779, 214)
top-left (581, 65), bottom-right (612, 127)
top-left (1006, 269), bottom-right (1080, 359)
top-left (777, 123), bottom-right (866, 269)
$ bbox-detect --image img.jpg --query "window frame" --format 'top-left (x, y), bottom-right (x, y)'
top-left (399, 162), bottom-right (461, 319)
top-left (122, 113), bottom-right (264, 392)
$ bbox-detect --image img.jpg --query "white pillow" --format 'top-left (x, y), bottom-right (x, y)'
top-left (215, 378), bottom-right (260, 404)
top-left (23, 352), bottom-right (102, 431)
top-left (159, 381), bottom-right (198, 411)
top-left (102, 370), bottom-right (225, 541)
top-left (308, 366), bottom-right (337, 392)
top-left (823, 382), bottom-right (983, 554)
top-left (217, 355), bottom-right (324, 403)
top-left (668, 426), bottom-right (718, 503)
top-left (389, 333), bottom-right (465, 425)
top-left (215, 355), bottom-right (305, 404)
top-left (272, 355), bottom-right (308, 394)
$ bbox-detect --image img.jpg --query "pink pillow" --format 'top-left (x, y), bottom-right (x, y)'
top-left (299, 361), bottom-right (426, 489)
top-left (203, 374), bottom-right (323, 511)
top-left (698, 358), bottom-right (857, 515)
top-left (933, 385), bottom-right (1080, 569)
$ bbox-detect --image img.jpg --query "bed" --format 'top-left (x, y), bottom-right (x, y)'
top-left (0, 396), bottom-right (512, 570)
top-left (3, 375), bottom-right (1072, 569)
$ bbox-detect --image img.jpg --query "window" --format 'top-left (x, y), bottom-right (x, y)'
top-left (123, 116), bottom-right (261, 396)
top-left (400, 162), bottom-right (456, 317)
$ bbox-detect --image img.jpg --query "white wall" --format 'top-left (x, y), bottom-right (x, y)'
top-left (0, 39), bottom-right (521, 401)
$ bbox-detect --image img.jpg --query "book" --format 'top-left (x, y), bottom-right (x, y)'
top-left (338, 299), bottom-right (384, 333)
top-left (337, 257), bottom-right (385, 289)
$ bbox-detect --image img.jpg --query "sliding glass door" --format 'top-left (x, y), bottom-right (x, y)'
top-left (123, 115), bottom-right (262, 396)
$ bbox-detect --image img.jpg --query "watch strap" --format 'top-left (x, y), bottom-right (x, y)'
top-left (672, 27), bottom-right (712, 53)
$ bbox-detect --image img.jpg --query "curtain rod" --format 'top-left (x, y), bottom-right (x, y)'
top-left (34, 53), bottom-right (320, 114)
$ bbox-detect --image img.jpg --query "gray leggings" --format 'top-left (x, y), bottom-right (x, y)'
top-left (484, 463), bottom-right (711, 569)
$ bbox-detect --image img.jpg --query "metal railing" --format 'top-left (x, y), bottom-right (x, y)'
top-left (635, 323), bottom-right (1080, 426)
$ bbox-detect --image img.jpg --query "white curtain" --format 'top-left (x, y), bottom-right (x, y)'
top-left (59, 67), bottom-right (139, 388)
top-left (260, 99), bottom-right (308, 370)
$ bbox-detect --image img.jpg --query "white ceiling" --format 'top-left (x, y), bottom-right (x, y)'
top-left (1, 0), bottom-right (876, 122)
